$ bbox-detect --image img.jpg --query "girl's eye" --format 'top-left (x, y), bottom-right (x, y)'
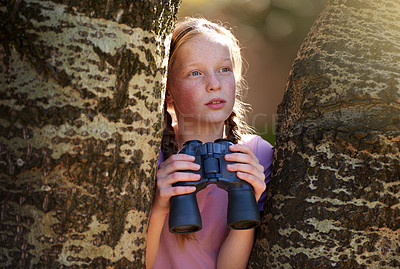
top-left (220, 67), bottom-right (230, 73)
top-left (190, 71), bottom-right (200, 77)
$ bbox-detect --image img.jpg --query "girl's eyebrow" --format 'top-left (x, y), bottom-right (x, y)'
top-left (182, 58), bottom-right (233, 68)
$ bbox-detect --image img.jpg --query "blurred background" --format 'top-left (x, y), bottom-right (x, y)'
top-left (178, 0), bottom-right (328, 144)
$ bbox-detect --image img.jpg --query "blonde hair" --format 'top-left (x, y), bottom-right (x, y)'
top-left (161, 17), bottom-right (253, 246)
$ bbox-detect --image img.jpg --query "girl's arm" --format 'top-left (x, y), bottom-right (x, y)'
top-left (216, 144), bottom-right (267, 269)
top-left (146, 154), bottom-right (200, 269)
top-left (217, 229), bottom-right (255, 269)
top-left (146, 207), bottom-right (168, 269)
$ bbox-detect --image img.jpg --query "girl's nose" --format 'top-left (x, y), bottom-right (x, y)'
top-left (206, 73), bottom-right (221, 92)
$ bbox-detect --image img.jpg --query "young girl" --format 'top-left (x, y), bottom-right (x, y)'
top-left (146, 17), bottom-right (273, 269)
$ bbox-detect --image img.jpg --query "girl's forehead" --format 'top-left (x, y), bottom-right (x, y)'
top-left (178, 37), bottom-right (231, 62)
top-left (169, 32), bottom-right (235, 71)
top-left (188, 32), bottom-right (231, 47)
top-left (178, 34), bottom-right (232, 57)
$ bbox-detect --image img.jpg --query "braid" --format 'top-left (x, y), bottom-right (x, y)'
top-left (161, 104), bottom-right (178, 159)
top-left (224, 111), bottom-right (240, 144)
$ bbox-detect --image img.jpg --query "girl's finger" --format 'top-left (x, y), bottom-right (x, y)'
top-left (225, 153), bottom-right (263, 174)
top-left (158, 186), bottom-right (197, 200)
top-left (158, 154), bottom-right (196, 169)
top-left (235, 172), bottom-right (266, 201)
top-left (228, 144), bottom-right (257, 159)
top-left (158, 160), bottom-right (200, 178)
top-left (226, 145), bottom-right (261, 166)
top-left (157, 172), bottom-right (201, 188)
top-left (226, 163), bottom-right (264, 178)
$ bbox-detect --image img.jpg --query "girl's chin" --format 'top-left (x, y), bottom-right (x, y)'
top-left (177, 118), bottom-right (226, 129)
top-left (182, 111), bottom-right (230, 120)
top-left (201, 114), bottom-right (231, 125)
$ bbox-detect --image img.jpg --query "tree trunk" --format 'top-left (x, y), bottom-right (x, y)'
top-left (0, 0), bottom-right (180, 267)
top-left (250, 0), bottom-right (400, 268)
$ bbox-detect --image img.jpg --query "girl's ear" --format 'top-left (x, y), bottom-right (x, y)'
top-left (165, 90), bottom-right (174, 104)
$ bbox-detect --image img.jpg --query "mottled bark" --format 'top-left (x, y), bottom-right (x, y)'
top-left (250, 0), bottom-right (400, 268)
top-left (0, 0), bottom-right (180, 267)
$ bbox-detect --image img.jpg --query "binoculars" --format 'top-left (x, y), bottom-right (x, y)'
top-left (169, 139), bottom-right (261, 234)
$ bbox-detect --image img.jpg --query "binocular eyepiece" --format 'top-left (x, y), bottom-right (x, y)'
top-left (169, 139), bottom-right (261, 234)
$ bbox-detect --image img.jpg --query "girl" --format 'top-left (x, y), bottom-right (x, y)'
top-left (146, 17), bottom-right (273, 269)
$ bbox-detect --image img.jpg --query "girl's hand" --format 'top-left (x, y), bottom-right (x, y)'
top-left (153, 154), bottom-right (201, 214)
top-left (225, 144), bottom-right (266, 202)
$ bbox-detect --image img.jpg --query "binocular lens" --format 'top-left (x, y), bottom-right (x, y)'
top-left (169, 194), bottom-right (203, 234)
top-left (171, 225), bottom-right (202, 234)
top-left (230, 220), bottom-right (259, 230)
top-left (227, 189), bottom-right (261, 230)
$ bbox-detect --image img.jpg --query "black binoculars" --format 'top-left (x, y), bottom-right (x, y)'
top-left (169, 139), bottom-right (261, 234)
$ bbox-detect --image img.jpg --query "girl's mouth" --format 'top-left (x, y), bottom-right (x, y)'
top-left (206, 99), bottom-right (226, 109)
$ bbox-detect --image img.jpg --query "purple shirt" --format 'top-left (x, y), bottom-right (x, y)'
top-left (153, 135), bottom-right (273, 269)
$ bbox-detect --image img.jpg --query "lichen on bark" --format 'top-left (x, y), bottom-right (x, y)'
top-left (0, 0), bottom-right (180, 267)
top-left (249, 0), bottom-right (400, 268)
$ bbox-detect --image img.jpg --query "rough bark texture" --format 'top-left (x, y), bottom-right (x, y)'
top-left (249, 0), bottom-right (400, 268)
top-left (0, 0), bottom-right (180, 267)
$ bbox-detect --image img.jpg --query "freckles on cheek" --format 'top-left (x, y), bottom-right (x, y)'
top-left (176, 87), bottom-right (198, 104)
top-left (171, 90), bottom-right (200, 114)
top-left (177, 96), bottom-right (198, 113)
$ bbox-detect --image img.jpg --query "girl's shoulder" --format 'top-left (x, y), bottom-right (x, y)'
top-left (240, 134), bottom-right (273, 152)
top-left (240, 134), bottom-right (273, 167)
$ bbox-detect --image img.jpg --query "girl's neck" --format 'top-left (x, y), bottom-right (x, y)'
top-left (173, 122), bottom-right (225, 149)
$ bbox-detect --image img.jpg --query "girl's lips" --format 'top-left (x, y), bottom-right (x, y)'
top-left (205, 99), bottom-right (226, 109)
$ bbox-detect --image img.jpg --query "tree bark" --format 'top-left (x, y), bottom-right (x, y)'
top-left (249, 0), bottom-right (400, 268)
top-left (0, 0), bottom-right (180, 267)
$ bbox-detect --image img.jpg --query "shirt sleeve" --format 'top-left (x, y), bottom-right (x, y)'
top-left (252, 136), bottom-right (273, 211)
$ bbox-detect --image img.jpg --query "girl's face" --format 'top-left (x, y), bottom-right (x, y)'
top-left (167, 34), bottom-right (236, 131)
